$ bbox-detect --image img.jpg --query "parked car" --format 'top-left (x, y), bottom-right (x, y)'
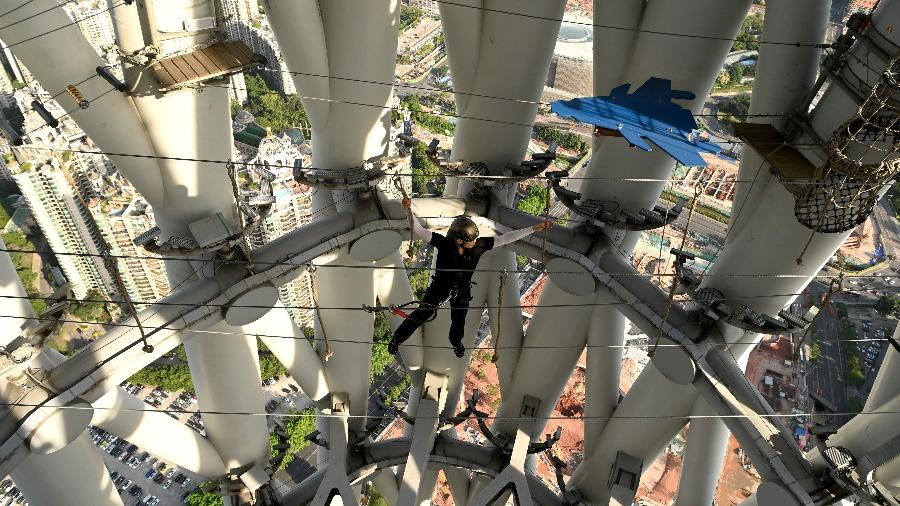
top-left (153, 473), bottom-right (165, 484)
top-left (163, 480), bottom-right (173, 490)
top-left (144, 470), bottom-right (155, 480)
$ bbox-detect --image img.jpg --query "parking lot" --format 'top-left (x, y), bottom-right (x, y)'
top-left (1, 373), bottom-right (315, 505)
top-left (90, 425), bottom-right (205, 506)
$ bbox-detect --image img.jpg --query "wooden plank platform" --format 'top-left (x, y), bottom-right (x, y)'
top-left (733, 122), bottom-right (818, 179)
top-left (151, 41), bottom-right (258, 90)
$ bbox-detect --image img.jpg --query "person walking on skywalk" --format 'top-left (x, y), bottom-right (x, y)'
top-left (388, 198), bottom-right (551, 358)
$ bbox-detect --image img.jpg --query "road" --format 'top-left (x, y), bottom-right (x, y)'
top-left (804, 280), bottom-right (852, 427)
top-left (91, 427), bottom-right (205, 506)
top-left (873, 198), bottom-right (900, 261)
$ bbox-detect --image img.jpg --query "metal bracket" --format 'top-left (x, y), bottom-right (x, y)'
top-left (670, 249), bottom-right (817, 335)
top-left (311, 392), bottom-right (358, 506)
top-left (548, 172), bottom-right (685, 231)
top-left (292, 156), bottom-right (396, 190)
top-left (423, 138), bottom-right (557, 185)
top-left (467, 396), bottom-right (541, 506)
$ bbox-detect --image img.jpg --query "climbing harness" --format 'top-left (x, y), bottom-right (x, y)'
top-left (362, 300), bottom-right (438, 324)
top-left (308, 265), bottom-right (333, 361)
top-left (227, 162), bottom-right (255, 275)
top-left (649, 185), bottom-right (701, 358)
top-left (393, 175), bottom-right (415, 257)
top-left (491, 268), bottom-right (508, 364)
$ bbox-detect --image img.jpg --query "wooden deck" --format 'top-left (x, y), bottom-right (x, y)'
top-left (150, 41), bottom-right (259, 91)
top-left (733, 122), bottom-right (819, 180)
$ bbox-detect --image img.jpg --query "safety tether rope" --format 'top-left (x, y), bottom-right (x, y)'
top-left (491, 268), bottom-right (508, 364)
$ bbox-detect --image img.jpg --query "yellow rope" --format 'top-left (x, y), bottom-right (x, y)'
top-left (491, 268), bottom-right (507, 364)
top-left (541, 179), bottom-right (552, 266)
top-left (793, 273), bottom-right (843, 361)
top-left (308, 266), bottom-right (333, 361)
top-left (649, 185), bottom-right (701, 358)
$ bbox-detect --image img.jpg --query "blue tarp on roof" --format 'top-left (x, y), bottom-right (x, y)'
top-left (550, 77), bottom-right (722, 167)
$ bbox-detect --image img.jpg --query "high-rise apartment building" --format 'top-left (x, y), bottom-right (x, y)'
top-left (240, 129), bottom-right (314, 327)
top-left (405, 0), bottom-right (440, 16)
top-left (65, 2), bottom-right (117, 56)
top-left (221, 0), bottom-right (255, 40)
top-left (91, 198), bottom-right (171, 306)
top-left (14, 162), bottom-right (114, 298)
top-left (243, 27), bottom-right (296, 95)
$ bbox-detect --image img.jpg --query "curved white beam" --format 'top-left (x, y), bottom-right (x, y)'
top-left (0, 0), bottom-right (165, 203)
top-left (92, 387), bottom-right (227, 476)
top-left (12, 432), bottom-right (124, 506)
top-left (252, 303), bottom-right (331, 401)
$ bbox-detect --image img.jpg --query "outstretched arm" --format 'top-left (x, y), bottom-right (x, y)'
top-left (402, 198), bottom-right (432, 242)
top-left (494, 220), bottom-right (551, 247)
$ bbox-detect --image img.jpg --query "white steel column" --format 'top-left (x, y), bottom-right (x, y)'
top-left (1, 242), bottom-right (121, 506)
top-left (491, 280), bottom-right (592, 437)
top-left (674, 1), bottom-right (831, 502)
top-left (12, 432), bottom-right (124, 506)
top-left (107, 1), bottom-right (272, 476)
top-left (864, 326), bottom-right (900, 411)
top-left (251, 302), bottom-right (331, 402)
top-left (582, 293), bottom-right (626, 456)
top-left (569, 2), bottom-right (752, 501)
top-left (672, 398), bottom-right (732, 506)
top-left (0, 234), bottom-right (36, 346)
top-left (266, 1), bottom-right (401, 439)
top-left (438, 0), bottom-right (566, 428)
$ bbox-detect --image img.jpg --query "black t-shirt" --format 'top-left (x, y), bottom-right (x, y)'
top-left (430, 232), bottom-right (495, 287)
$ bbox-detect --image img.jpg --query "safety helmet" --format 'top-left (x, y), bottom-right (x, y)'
top-left (448, 216), bottom-right (479, 242)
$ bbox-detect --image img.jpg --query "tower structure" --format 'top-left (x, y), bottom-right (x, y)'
top-left (0, 1), bottom-right (898, 506)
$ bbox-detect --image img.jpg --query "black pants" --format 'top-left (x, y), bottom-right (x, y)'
top-left (392, 282), bottom-right (472, 347)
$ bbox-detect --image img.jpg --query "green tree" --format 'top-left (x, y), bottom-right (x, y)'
top-left (845, 355), bottom-right (865, 387)
top-left (400, 5), bottom-right (424, 31)
top-left (368, 486), bottom-right (390, 506)
top-left (243, 72), bottom-right (309, 135)
top-left (875, 295), bottom-right (900, 317)
top-left (385, 374), bottom-right (411, 405)
top-left (69, 288), bottom-right (110, 323)
top-left (810, 340), bottom-right (821, 364)
top-left (732, 12), bottom-right (764, 51)
top-left (269, 407), bottom-right (317, 470)
top-left (186, 482), bottom-right (223, 506)
top-left (410, 143), bottom-right (442, 194)
top-left (532, 124), bottom-right (588, 152)
top-left (408, 268), bottom-right (431, 300)
top-left (835, 302), bottom-right (849, 319)
top-left (728, 62), bottom-right (745, 84)
top-left (129, 364), bottom-right (194, 392)
top-left (370, 312), bottom-right (394, 380)
top-left (516, 184), bottom-right (549, 216)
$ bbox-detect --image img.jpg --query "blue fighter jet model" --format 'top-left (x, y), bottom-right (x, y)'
top-left (550, 77), bottom-right (721, 166)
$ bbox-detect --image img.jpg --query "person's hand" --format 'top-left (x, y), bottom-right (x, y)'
top-left (532, 220), bottom-right (552, 232)
top-left (402, 198), bottom-right (411, 210)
